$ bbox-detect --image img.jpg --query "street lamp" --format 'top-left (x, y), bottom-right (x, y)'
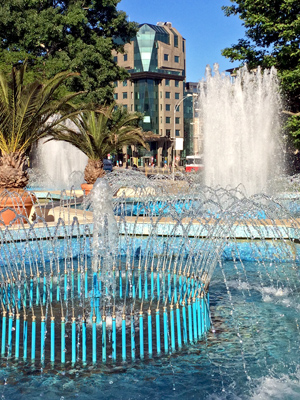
top-left (172, 93), bottom-right (197, 176)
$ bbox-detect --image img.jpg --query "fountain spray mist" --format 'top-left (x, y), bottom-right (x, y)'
top-left (199, 64), bottom-right (282, 195)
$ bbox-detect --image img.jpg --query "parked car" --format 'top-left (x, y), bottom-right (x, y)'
top-left (103, 159), bottom-right (113, 172)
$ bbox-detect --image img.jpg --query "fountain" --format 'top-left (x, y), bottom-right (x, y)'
top-left (200, 64), bottom-right (282, 196)
top-left (29, 137), bottom-right (88, 190)
top-left (0, 65), bottom-right (300, 398)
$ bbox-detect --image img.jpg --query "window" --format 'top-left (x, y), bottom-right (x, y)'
top-left (166, 117), bottom-right (171, 123)
top-left (174, 56), bottom-right (179, 63)
top-left (175, 80), bottom-right (179, 87)
top-left (114, 81), bottom-right (118, 87)
top-left (123, 92), bottom-right (128, 99)
top-left (175, 130), bottom-right (180, 136)
top-left (165, 79), bottom-right (170, 86)
top-left (166, 129), bottom-right (171, 137)
top-left (174, 34), bottom-right (178, 47)
top-left (123, 104), bottom-right (127, 110)
top-left (176, 105), bottom-right (180, 112)
top-left (175, 92), bottom-right (180, 99)
top-left (114, 56), bottom-right (118, 62)
top-left (131, 92), bottom-right (133, 99)
top-left (123, 80), bottom-right (127, 87)
top-left (175, 117), bottom-right (180, 124)
top-left (131, 104), bottom-right (133, 111)
top-left (160, 91), bottom-right (162, 98)
top-left (166, 104), bottom-right (171, 111)
top-left (113, 93), bottom-right (118, 100)
top-left (164, 54), bottom-right (169, 61)
top-left (160, 104), bottom-right (162, 111)
top-left (165, 92), bottom-right (170, 99)
top-left (182, 40), bottom-right (185, 52)
top-left (124, 54), bottom-right (127, 61)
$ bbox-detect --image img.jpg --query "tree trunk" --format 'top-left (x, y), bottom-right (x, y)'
top-left (84, 159), bottom-right (105, 184)
top-left (0, 153), bottom-right (29, 189)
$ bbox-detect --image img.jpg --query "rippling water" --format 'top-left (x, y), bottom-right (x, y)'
top-left (0, 259), bottom-right (299, 399)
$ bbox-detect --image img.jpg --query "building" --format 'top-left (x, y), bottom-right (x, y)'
top-left (112, 22), bottom-right (187, 167)
top-left (184, 82), bottom-right (202, 156)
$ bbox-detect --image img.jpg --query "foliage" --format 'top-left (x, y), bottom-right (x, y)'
top-left (222, 0), bottom-right (300, 146)
top-left (0, 0), bottom-right (138, 104)
top-left (48, 105), bottom-right (149, 183)
top-left (0, 63), bottom-right (84, 188)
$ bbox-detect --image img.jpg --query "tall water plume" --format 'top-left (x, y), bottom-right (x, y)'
top-left (199, 64), bottom-right (282, 196)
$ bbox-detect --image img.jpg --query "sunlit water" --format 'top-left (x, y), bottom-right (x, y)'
top-left (0, 258), bottom-right (299, 400)
top-left (200, 64), bottom-right (282, 196)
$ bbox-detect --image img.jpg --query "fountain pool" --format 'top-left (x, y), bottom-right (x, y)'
top-left (0, 173), bottom-right (299, 399)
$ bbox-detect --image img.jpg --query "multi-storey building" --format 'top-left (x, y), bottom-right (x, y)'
top-left (112, 22), bottom-right (186, 167)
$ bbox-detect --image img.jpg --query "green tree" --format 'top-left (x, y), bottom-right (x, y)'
top-left (48, 105), bottom-right (149, 184)
top-left (0, 63), bottom-right (84, 189)
top-left (0, 0), bottom-right (138, 104)
top-left (222, 0), bottom-right (300, 146)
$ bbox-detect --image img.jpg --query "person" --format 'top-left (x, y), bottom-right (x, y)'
top-left (119, 160), bottom-right (122, 167)
top-left (132, 163), bottom-right (139, 171)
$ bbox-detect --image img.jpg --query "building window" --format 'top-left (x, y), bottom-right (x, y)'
top-left (176, 105), bottom-right (180, 112)
top-left (175, 130), bottom-right (180, 136)
top-left (123, 80), bottom-right (127, 87)
top-left (174, 56), bottom-right (179, 63)
top-left (160, 104), bottom-right (162, 111)
top-left (114, 56), bottom-right (118, 62)
top-left (175, 80), bottom-right (179, 87)
top-left (131, 104), bottom-right (133, 111)
top-left (164, 54), bottom-right (169, 61)
top-left (165, 79), bottom-right (170, 86)
top-left (131, 92), bottom-right (133, 99)
top-left (160, 91), bottom-right (162, 98)
top-left (166, 129), bottom-right (171, 137)
top-left (123, 104), bottom-right (127, 110)
top-left (175, 92), bottom-right (180, 99)
top-left (166, 117), bottom-right (171, 123)
top-left (114, 81), bottom-right (118, 87)
top-left (174, 34), bottom-right (178, 47)
top-left (114, 93), bottom-right (118, 100)
top-left (123, 92), bottom-right (128, 99)
top-left (175, 117), bottom-right (180, 124)
top-left (165, 92), bottom-right (170, 99)
top-left (166, 104), bottom-right (171, 111)
top-left (124, 54), bottom-right (127, 61)
top-left (182, 40), bottom-right (185, 52)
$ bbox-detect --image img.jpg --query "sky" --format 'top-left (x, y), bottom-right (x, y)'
top-left (117, 0), bottom-right (246, 83)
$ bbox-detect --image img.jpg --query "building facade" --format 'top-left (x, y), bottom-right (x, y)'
top-left (112, 22), bottom-right (186, 167)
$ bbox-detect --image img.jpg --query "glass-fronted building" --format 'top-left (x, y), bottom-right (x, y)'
top-left (113, 22), bottom-right (187, 167)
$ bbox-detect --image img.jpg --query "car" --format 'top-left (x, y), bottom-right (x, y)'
top-left (103, 159), bottom-right (113, 172)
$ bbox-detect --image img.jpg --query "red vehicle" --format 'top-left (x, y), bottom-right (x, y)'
top-left (185, 155), bottom-right (204, 172)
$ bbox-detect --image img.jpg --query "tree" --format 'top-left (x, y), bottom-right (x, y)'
top-left (0, 63), bottom-right (84, 189)
top-left (48, 105), bottom-right (149, 184)
top-left (0, 0), bottom-right (138, 104)
top-left (221, 0), bottom-right (300, 146)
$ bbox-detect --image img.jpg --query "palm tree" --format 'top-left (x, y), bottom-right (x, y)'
top-left (0, 63), bottom-right (84, 189)
top-left (49, 105), bottom-right (149, 184)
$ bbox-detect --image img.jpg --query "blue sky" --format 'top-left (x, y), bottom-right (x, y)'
top-left (118, 0), bottom-right (246, 83)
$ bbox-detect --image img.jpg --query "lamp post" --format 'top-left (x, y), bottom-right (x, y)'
top-left (172, 93), bottom-right (196, 176)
